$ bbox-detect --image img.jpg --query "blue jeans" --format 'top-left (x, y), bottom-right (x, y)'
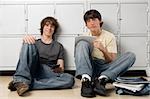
top-left (13, 43), bottom-right (74, 89)
top-left (116, 84), bottom-right (150, 96)
top-left (75, 41), bottom-right (136, 81)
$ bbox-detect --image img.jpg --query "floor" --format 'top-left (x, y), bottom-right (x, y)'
top-left (0, 76), bottom-right (149, 99)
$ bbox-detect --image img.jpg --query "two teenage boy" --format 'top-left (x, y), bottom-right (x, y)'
top-left (8, 9), bottom-right (136, 97)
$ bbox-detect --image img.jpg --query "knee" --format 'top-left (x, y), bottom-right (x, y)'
top-left (69, 77), bottom-right (75, 88)
top-left (76, 40), bottom-right (90, 48)
top-left (23, 43), bottom-right (36, 46)
top-left (22, 43), bottom-right (29, 47)
top-left (126, 52), bottom-right (136, 62)
top-left (66, 74), bottom-right (75, 88)
top-left (22, 43), bottom-right (36, 49)
top-left (22, 43), bottom-right (38, 55)
top-left (75, 41), bottom-right (91, 52)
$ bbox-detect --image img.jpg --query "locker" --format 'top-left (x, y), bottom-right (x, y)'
top-left (0, 0), bottom-right (149, 76)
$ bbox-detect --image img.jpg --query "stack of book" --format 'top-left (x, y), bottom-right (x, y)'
top-left (113, 77), bottom-right (150, 95)
top-left (113, 81), bottom-right (145, 92)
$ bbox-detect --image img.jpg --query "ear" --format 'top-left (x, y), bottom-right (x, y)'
top-left (100, 21), bottom-right (103, 27)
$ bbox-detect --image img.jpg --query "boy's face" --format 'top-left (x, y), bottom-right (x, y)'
top-left (43, 22), bottom-right (55, 37)
top-left (86, 18), bottom-right (102, 35)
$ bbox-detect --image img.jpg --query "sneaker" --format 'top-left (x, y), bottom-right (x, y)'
top-left (14, 82), bottom-right (29, 96)
top-left (94, 78), bottom-right (107, 96)
top-left (8, 81), bottom-right (16, 91)
top-left (81, 78), bottom-right (95, 97)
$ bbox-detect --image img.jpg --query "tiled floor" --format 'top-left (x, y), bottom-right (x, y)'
top-left (0, 76), bottom-right (149, 99)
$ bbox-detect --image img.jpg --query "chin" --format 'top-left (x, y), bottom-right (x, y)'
top-left (92, 34), bottom-right (97, 36)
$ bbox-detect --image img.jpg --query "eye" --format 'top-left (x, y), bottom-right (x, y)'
top-left (51, 25), bottom-right (55, 28)
top-left (87, 19), bottom-right (90, 22)
top-left (45, 23), bottom-right (49, 26)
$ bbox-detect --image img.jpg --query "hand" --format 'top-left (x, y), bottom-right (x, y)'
top-left (93, 40), bottom-right (105, 52)
top-left (23, 35), bottom-right (36, 44)
top-left (52, 66), bottom-right (64, 73)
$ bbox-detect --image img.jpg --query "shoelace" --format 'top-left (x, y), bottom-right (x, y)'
top-left (83, 80), bottom-right (92, 88)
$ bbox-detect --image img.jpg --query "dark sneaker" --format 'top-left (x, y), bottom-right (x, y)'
top-left (8, 81), bottom-right (16, 91)
top-left (81, 78), bottom-right (95, 98)
top-left (94, 78), bottom-right (107, 96)
top-left (14, 82), bottom-right (29, 96)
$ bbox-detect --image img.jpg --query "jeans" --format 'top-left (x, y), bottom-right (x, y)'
top-left (116, 84), bottom-right (150, 96)
top-left (13, 43), bottom-right (74, 89)
top-left (75, 41), bottom-right (136, 81)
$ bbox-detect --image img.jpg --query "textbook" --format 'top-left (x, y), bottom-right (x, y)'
top-left (113, 82), bottom-right (145, 92)
top-left (115, 77), bottom-right (150, 84)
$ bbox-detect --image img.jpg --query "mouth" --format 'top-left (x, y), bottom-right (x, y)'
top-left (45, 29), bottom-right (52, 33)
top-left (91, 26), bottom-right (96, 28)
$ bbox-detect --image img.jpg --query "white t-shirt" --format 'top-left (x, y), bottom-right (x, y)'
top-left (84, 29), bottom-right (117, 60)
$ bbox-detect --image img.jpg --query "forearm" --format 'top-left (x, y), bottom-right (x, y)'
top-left (101, 48), bottom-right (116, 62)
top-left (93, 40), bottom-right (117, 62)
top-left (101, 48), bottom-right (112, 62)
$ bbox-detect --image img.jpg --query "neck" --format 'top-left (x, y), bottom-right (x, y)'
top-left (91, 28), bottom-right (102, 37)
top-left (41, 35), bottom-right (53, 44)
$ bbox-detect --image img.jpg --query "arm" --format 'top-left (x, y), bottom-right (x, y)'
top-left (53, 44), bottom-right (65, 73)
top-left (53, 59), bottom-right (64, 73)
top-left (93, 40), bottom-right (117, 62)
top-left (100, 47), bottom-right (117, 62)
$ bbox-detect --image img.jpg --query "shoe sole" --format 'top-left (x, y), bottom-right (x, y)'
top-left (81, 93), bottom-right (96, 98)
top-left (94, 88), bottom-right (106, 96)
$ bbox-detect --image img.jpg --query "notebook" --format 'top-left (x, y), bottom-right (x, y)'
top-left (75, 36), bottom-right (96, 45)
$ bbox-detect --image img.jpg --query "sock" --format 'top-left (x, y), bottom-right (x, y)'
top-left (81, 74), bottom-right (91, 82)
top-left (98, 75), bottom-right (108, 81)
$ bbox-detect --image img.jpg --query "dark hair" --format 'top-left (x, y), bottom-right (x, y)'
top-left (84, 9), bottom-right (102, 23)
top-left (40, 17), bottom-right (59, 38)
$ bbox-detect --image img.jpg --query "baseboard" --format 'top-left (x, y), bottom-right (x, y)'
top-left (0, 70), bottom-right (147, 77)
top-left (0, 70), bottom-right (75, 76)
top-left (120, 70), bottom-right (147, 77)
top-left (65, 70), bottom-right (147, 77)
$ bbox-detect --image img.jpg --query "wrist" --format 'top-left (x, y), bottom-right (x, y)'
top-left (60, 66), bottom-right (64, 72)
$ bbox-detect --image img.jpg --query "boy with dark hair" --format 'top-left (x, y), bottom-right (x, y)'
top-left (75, 9), bottom-right (136, 97)
top-left (8, 16), bottom-right (74, 96)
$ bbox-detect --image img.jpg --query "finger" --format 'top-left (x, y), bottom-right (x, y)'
top-left (29, 36), bottom-right (35, 44)
top-left (26, 36), bottom-right (31, 44)
top-left (55, 68), bottom-right (61, 73)
top-left (31, 35), bottom-right (36, 44)
top-left (23, 36), bottom-right (29, 44)
top-left (26, 35), bottom-right (36, 44)
top-left (23, 37), bottom-right (27, 43)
